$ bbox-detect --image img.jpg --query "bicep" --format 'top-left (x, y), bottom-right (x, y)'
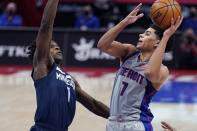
top-left (104, 41), bottom-right (136, 58)
top-left (34, 26), bottom-right (53, 64)
top-left (152, 66), bottom-right (169, 90)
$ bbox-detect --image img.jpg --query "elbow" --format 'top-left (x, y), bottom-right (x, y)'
top-left (97, 38), bottom-right (106, 50)
top-left (97, 41), bottom-right (108, 52)
top-left (97, 41), bottom-right (103, 50)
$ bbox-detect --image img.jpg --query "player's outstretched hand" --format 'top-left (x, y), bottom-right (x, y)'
top-left (161, 121), bottom-right (177, 131)
top-left (122, 3), bottom-right (144, 25)
top-left (163, 16), bottom-right (183, 38)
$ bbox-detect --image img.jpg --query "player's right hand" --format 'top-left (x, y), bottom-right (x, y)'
top-left (121, 3), bottom-right (144, 25)
top-left (161, 121), bottom-right (177, 131)
top-left (163, 16), bottom-right (183, 38)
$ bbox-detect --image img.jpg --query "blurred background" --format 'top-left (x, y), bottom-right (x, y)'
top-left (0, 0), bottom-right (196, 131)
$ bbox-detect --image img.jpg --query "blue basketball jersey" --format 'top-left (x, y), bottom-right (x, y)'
top-left (31, 64), bottom-right (76, 131)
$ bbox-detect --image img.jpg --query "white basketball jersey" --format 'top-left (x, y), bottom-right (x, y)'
top-left (110, 51), bottom-right (157, 122)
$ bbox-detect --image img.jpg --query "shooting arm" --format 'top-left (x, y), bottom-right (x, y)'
top-left (145, 17), bottom-right (183, 84)
top-left (144, 36), bottom-right (169, 83)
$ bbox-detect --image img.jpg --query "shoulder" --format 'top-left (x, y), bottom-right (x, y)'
top-left (70, 76), bottom-right (80, 93)
top-left (123, 43), bottom-right (136, 48)
top-left (119, 43), bottom-right (137, 54)
top-left (32, 58), bottom-right (55, 80)
top-left (121, 44), bottom-right (137, 60)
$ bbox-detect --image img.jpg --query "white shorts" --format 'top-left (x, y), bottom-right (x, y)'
top-left (106, 120), bottom-right (145, 131)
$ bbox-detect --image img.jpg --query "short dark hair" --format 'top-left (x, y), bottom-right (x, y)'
top-left (150, 24), bottom-right (174, 52)
top-left (27, 40), bottom-right (36, 61)
top-left (27, 40), bottom-right (62, 64)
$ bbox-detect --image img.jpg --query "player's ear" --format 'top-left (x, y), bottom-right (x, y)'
top-left (153, 40), bottom-right (160, 48)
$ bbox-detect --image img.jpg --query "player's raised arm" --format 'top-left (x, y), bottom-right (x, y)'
top-left (34, 0), bottom-right (59, 67)
top-left (97, 3), bottom-right (143, 59)
top-left (144, 16), bottom-right (183, 84)
top-left (73, 78), bottom-right (109, 119)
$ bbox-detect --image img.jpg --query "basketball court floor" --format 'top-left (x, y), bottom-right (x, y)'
top-left (0, 67), bottom-right (197, 131)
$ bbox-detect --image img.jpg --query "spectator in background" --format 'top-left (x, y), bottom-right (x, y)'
top-left (93, 0), bottom-right (118, 29)
top-left (179, 28), bottom-right (197, 69)
top-left (3, 0), bottom-right (47, 27)
top-left (181, 6), bottom-right (197, 35)
top-left (75, 5), bottom-right (100, 30)
top-left (0, 2), bottom-right (22, 27)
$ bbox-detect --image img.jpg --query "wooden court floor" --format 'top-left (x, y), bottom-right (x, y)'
top-left (0, 71), bottom-right (197, 131)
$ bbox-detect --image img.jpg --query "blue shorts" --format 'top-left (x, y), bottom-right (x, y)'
top-left (30, 123), bottom-right (68, 131)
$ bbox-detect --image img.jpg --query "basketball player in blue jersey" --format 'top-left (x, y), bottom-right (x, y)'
top-left (27, 0), bottom-right (109, 130)
top-left (97, 3), bottom-right (183, 131)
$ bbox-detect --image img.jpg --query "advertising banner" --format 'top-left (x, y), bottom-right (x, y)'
top-left (0, 28), bottom-right (182, 69)
top-left (59, 0), bottom-right (197, 4)
top-left (65, 31), bottom-right (119, 68)
top-left (65, 30), bottom-right (141, 68)
top-left (114, 0), bottom-right (197, 4)
top-left (0, 29), bottom-right (65, 66)
top-left (0, 29), bottom-right (36, 65)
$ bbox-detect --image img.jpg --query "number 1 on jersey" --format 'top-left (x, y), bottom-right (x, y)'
top-left (120, 81), bottom-right (128, 96)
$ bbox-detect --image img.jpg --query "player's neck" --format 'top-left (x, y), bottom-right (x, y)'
top-left (139, 51), bottom-right (152, 62)
top-left (55, 60), bottom-right (62, 66)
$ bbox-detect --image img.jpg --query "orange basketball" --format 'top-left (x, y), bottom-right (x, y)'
top-left (150, 0), bottom-right (182, 29)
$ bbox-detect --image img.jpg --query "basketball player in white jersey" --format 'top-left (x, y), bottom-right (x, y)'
top-left (97, 3), bottom-right (183, 131)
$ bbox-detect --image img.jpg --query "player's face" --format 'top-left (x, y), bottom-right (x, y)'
top-left (50, 41), bottom-right (63, 63)
top-left (136, 28), bottom-right (160, 52)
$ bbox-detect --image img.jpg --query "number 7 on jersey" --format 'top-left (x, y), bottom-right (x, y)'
top-left (120, 81), bottom-right (128, 96)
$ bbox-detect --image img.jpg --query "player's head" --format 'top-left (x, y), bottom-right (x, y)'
top-left (50, 40), bottom-right (63, 64)
top-left (27, 40), bottom-right (63, 65)
top-left (136, 24), bottom-right (173, 52)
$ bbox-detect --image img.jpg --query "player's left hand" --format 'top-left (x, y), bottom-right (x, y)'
top-left (122, 3), bottom-right (144, 25)
top-left (163, 16), bottom-right (183, 38)
top-left (161, 121), bottom-right (177, 131)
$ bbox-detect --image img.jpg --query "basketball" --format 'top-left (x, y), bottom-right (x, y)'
top-left (150, 0), bottom-right (182, 29)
